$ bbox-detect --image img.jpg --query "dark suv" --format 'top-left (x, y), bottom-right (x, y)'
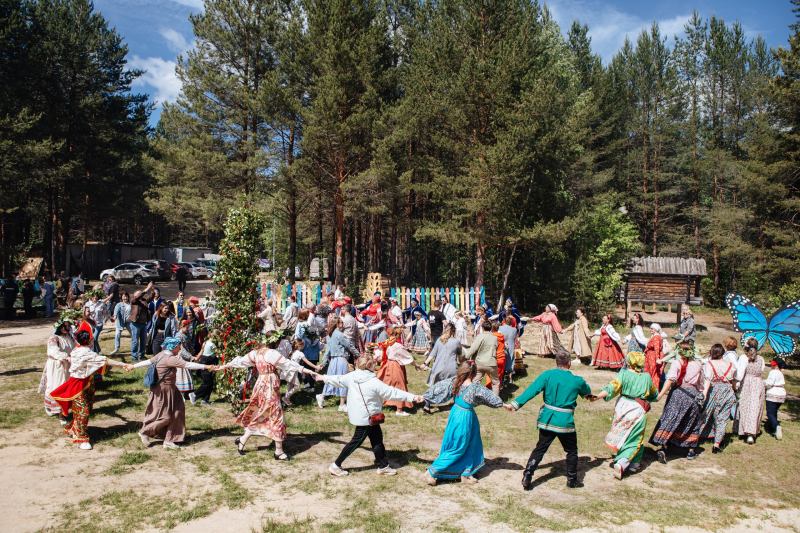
top-left (136, 260), bottom-right (173, 281)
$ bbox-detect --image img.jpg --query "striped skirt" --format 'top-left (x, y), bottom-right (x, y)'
top-left (175, 367), bottom-right (194, 393)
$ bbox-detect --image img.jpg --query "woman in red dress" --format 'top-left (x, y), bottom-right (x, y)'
top-left (644, 323), bottom-right (667, 386)
top-left (591, 314), bottom-right (625, 369)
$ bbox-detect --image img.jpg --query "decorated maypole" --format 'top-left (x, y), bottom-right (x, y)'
top-left (214, 206), bottom-right (265, 412)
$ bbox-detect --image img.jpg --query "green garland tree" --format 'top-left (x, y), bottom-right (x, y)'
top-left (215, 206), bottom-right (265, 412)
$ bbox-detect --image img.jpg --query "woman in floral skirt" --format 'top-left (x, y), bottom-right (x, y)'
top-left (734, 336), bottom-right (765, 444)
top-left (699, 344), bottom-right (737, 453)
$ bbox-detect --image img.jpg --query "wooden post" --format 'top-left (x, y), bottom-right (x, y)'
top-left (626, 300), bottom-right (632, 328)
top-left (668, 304), bottom-right (671, 313)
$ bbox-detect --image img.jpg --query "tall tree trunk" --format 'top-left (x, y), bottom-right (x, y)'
top-left (498, 245), bottom-right (516, 306)
top-left (288, 188), bottom-right (297, 284)
top-left (334, 187), bottom-right (345, 286)
top-left (475, 242), bottom-right (486, 288)
top-left (44, 187), bottom-right (54, 274)
top-left (390, 197), bottom-right (397, 286)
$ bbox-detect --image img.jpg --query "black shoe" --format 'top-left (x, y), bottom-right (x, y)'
top-left (712, 446), bottom-right (721, 454)
top-left (521, 459), bottom-right (536, 490)
top-left (656, 449), bottom-right (667, 464)
top-left (687, 449), bottom-right (698, 460)
top-left (235, 438), bottom-right (245, 456)
top-left (566, 479), bottom-right (583, 488)
top-left (274, 452), bottom-right (290, 461)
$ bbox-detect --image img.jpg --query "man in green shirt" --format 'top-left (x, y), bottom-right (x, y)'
top-left (506, 350), bottom-right (593, 489)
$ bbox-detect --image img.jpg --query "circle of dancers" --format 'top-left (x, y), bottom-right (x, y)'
top-left (40, 288), bottom-right (788, 488)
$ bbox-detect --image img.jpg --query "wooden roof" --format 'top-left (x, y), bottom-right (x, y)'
top-left (622, 257), bottom-right (707, 277)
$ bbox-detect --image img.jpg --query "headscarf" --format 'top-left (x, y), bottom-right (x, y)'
top-left (625, 351), bottom-right (645, 372)
top-left (548, 304), bottom-right (558, 313)
top-left (161, 337), bottom-right (182, 351)
top-left (650, 323), bottom-right (666, 337)
top-left (188, 296), bottom-right (200, 306)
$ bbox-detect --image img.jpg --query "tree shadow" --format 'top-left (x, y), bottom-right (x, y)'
top-left (526, 456), bottom-right (606, 488)
top-left (0, 367), bottom-right (39, 376)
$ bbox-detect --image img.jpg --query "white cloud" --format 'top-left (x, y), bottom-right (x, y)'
top-left (169, 0), bottom-right (204, 9)
top-left (160, 28), bottom-right (193, 53)
top-left (547, 0), bottom-right (691, 62)
top-left (128, 55), bottom-right (182, 104)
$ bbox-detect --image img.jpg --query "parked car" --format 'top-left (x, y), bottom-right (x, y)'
top-left (135, 260), bottom-right (173, 281)
top-left (100, 263), bottom-right (159, 285)
top-left (196, 258), bottom-right (217, 278)
top-left (179, 262), bottom-right (210, 280)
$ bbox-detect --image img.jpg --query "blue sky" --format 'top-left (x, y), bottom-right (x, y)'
top-left (95, 0), bottom-right (797, 125)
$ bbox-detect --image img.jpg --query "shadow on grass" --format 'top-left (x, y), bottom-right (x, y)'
top-left (527, 456), bottom-right (606, 487)
top-left (0, 367), bottom-right (40, 376)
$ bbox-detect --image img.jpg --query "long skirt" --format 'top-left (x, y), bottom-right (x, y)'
top-left (628, 338), bottom-right (646, 354)
top-left (322, 357), bottom-right (350, 397)
top-left (141, 381), bottom-right (187, 443)
top-left (734, 375), bottom-right (765, 436)
top-left (605, 397), bottom-right (647, 465)
top-left (377, 360), bottom-right (412, 409)
top-left (649, 386), bottom-right (701, 448)
top-left (592, 341), bottom-right (625, 369)
top-left (428, 398), bottom-right (485, 479)
top-left (409, 328), bottom-right (429, 353)
top-left (700, 381), bottom-right (736, 446)
top-left (538, 324), bottom-right (564, 356)
top-left (236, 371), bottom-right (286, 441)
top-left (644, 351), bottom-right (664, 390)
top-left (63, 381), bottom-right (96, 444)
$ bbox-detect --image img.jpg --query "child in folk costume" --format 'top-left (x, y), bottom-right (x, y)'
top-left (454, 311), bottom-right (469, 348)
top-left (486, 321), bottom-right (506, 390)
top-left (563, 308), bottom-right (592, 365)
top-left (698, 344), bottom-right (737, 453)
top-left (377, 329), bottom-right (424, 416)
top-left (283, 338), bottom-right (316, 406)
top-left (316, 319), bottom-right (360, 411)
top-left (532, 304), bottom-right (563, 357)
top-left (40, 316), bottom-right (76, 422)
top-left (591, 314), bottom-right (625, 369)
top-left (622, 313), bottom-right (647, 353)
top-left (217, 332), bottom-right (317, 460)
top-left (320, 353), bottom-right (424, 477)
top-left (408, 310), bottom-right (431, 354)
top-left (643, 323), bottom-right (668, 387)
top-left (734, 337), bottom-right (765, 445)
top-left (423, 360), bottom-right (506, 485)
top-left (649, 342), bottom-right (705, 462)
top-left (764, 358), bottom-right (787, 440)
top-left (361, 292), bottom-right (383, 344)
top-left (506, 350), bottom-right (593, 489)
top-left (130, 337), bottom-right (214, 449)
top-left (591, 351), bottom-right (658, 480)
top-left (49, 322), bottom-right (128, 450)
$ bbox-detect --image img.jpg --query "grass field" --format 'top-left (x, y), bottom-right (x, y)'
top-left (1, 311), bottom-right (799, 533)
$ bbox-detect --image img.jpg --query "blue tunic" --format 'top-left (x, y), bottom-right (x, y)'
top-left (423, 379), bottom-right (503, 479)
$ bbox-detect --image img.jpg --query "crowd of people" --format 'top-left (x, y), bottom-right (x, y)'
top-left (36, 284), bottom-right (789, 490)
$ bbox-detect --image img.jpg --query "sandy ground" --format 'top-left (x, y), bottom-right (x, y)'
top-left (0, 280), bottom-right (217, 349)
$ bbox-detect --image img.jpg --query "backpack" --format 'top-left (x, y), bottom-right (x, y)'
top-left (142, 353), bottom-right (173, 388)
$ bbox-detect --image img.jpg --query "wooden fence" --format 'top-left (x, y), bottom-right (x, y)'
top-left (261, 283), bottom-right (485, 315)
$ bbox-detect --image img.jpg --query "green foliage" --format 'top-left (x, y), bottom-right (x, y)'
top-left (215, 206), bottom-right (265, 412)
top-left (570, 202), bottom-right (639, 317)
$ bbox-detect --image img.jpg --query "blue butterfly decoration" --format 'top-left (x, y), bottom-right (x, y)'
top-left (725, 293), bottom-right (800, 356)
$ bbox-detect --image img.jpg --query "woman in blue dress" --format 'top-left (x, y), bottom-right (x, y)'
top-left (422, 360), bottom-right (506, 485)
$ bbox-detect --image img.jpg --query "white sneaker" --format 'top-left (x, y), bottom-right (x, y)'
top-left (139, 433), bottom-right (150, 446)
top-left (395, 411), bottom-right (410, 417)
top-left (329, 463), bottom-right (349, 476)
top-left (613, 463), bottom-right (624, 480)
top-left (316, 394), bottom-right (325, 409)
top-left (776, 426), bottom-right (783, 440)
top-left (746, 436), bottom-right (754, 445)
top-left (79, 442), bottom-right (93, 450)
top-left (189, 392), bottom-right (197, 405)
top-left (376, 466), bottom-right (397, 475)
top-left (110, 349), bottom-right (119, 355)
top-left (338, 404), bottom-right (348, 413)
top-left (163, 441), bottom-right (180, 450)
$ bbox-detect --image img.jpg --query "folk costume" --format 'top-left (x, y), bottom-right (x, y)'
top-left (649, 352), bottom-right (705, 460)
top-left (498, 297), bottom-right (524, 335)
top-left (320, 328), bottom-right (360, 398)
top-left (409, 313), bottom-right (431, 354)
top-left (643, 324), bottom-right (667, 387)
top-left (623, 318), bottom-right (647, 354)
top-left (425, 337), bottom-right (463, 388)
top-left (563, 315), bottom-right (592, 362)
top-left (699, 359), bottom-right (737, 448)
top-left (402, 299), bottom-right (428, 335)
top-left (454, 315), bottom-right (469, 348)
top-left (592, 321), bottom-right (624, 369)
top-left (40, 321), bottom-right (75, 417)
top-left (377, 341), bottom-right (416, 411)
top-left (223, 344), bottom-right (306, 445)
top-left (734, 353), bottom-right (765, 438)
top-left (533, 305), bottom-right (563, 357)
top-left (600, 352), bottom-right (658, 479)
top-left (423, 378), bottom-right (503, 480)
top-left (511, 367), bottom-right (592, 488)
top-left (49, 321), bottom-right (126, 449)
top-left (133, 338), bottom-right (206, 447)
top-left (361, 294), bottom-right (383, 344)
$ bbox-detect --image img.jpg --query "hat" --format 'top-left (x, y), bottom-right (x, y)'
top-left (772, 358), bottom-right (787, 370)
top-left (188, 296), bottom-right (200, 305)
top-left (626, 351), bottom-right (645, 372)
top-left (161, 337), bottom-right (182, 351)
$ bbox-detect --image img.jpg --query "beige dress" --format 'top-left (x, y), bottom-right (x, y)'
top-left (40, 333), bottom-right (75, 415)
top-left (135, 352), bottom-right (205, 443)
top-left (564, 316), bottom-right (592, 358)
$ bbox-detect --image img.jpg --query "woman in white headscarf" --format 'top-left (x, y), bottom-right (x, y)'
top-left (532, 304), bottom-right (563, 357)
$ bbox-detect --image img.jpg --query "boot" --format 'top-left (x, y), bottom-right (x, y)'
top-left (566, 478), bottom-right (584, 489)
top-left (521, 458), bottom-right (537, 490)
